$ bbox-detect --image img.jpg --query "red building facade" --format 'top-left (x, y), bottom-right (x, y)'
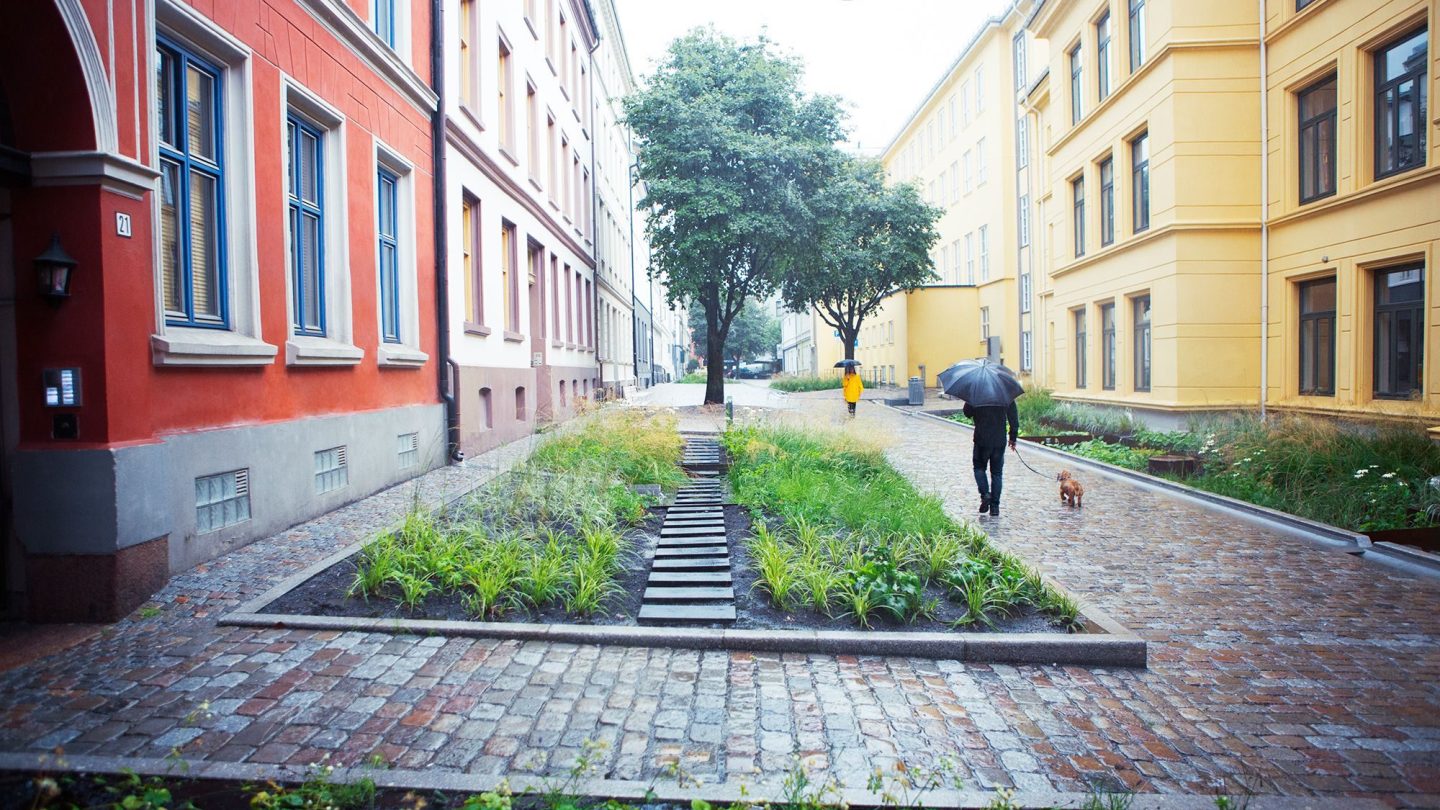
top-left (0, 0), bottom-right (443, 621)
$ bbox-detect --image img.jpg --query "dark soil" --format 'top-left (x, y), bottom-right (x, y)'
top-left (265, 499), bottom-right (1062, 635)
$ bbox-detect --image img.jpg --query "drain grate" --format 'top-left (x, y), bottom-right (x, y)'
top-left (638, 436), bottom-right (736, 625)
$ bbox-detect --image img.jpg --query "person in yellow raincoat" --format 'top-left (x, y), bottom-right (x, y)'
top-left (842, 367), bottom-right (863, 417)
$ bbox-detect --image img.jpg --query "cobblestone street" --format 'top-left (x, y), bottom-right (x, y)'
top-left (1, 393), bottom-right (1437, 807)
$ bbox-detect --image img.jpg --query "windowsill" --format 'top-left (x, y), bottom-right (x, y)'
top-left (459, 106), bottom-right (485, 133)
top-left (529, 177), bottom-right (543, 193)
top-left (551, 339), bottom-right (563, 348)
top-left (503, 330), bottom-right (526, 343)
top-left (498, 146), bottom-right (520, 167)
top-left (546, 57), bottom-right (557, 76)
top-left (286, 335), bottom-right (364, 366)
top-left (378, 343), bottom-right (429, 368)
top-left (524, 16), bottom-right (538, 39)
top-left (1272, 165), bottom-right (1440, 226)
top-left (566, 342), bottom-right (577, 350)
top-left (465, 321), bottom-right (492, 336)
top-left (151, 328), bottom-right (278, 367)
top-left (549, 199), bottom-right (560, 212)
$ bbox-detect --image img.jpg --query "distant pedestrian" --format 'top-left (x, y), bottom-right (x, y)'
top-left (842, 367), bottom-right (863, 417)
top-left (964, 400), bottom-right (1018, 516)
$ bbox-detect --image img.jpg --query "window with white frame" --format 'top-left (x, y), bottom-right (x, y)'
top-left (976, 137), bottom-right (987, 185)
top-left (151, 1), bottom-right (273, 366)
top-left (949, 161), bottom-right (960, 203)
top-left (978, 225), bottom-right (989, 281)
top-left (950, 239), bottom-right (961, 284)
top-left (284, 79), bottom-right (358, 364)
top-left (374, 143), bottom-right (425, 366)
top-left (1020, 272), bottom-right (1032, 313)
top-left (373, 0), bottom-right (396, 46)
top-left (980, 307), bottom-right (990, 340)
top-left (1018, 194), bottom-right (1030, 247)
top-left (974, 65), bottom-right (985, 112)
top-left (1021, 331), bottom-right (1032, 371)
top-left (963, 150), bottom-right (973, 192)
top-left (965, 233), bottom-right (975, 283)
top-left (1016, 116), bottom-right (1028, 169)
top-left (961, 81), bottom-right (970, 125)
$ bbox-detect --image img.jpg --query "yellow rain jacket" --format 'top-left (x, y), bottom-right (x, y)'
top-left (842, 372), bottom-right (863, 404)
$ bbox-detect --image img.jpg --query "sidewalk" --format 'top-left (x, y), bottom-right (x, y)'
top-left (0, 399), bottom-right (1436, 806)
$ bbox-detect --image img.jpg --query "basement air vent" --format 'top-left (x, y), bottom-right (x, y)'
top-left (398, 432), bottom-right (419, 469)
top-left (196, 469), bottom-right (251, 534)
top-left (315, 446), bottom-right (349, 494)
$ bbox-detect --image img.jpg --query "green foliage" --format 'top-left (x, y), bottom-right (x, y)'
top-left (246, 766), bottom-right (375, 810)
top-left (781, 156), bottom-right (941, 360)
top-left (1063, 439), bottom-right (1162, 471)
top-left (624, 29), bottom-right (843, 403)
top-left (725, 425), bottom-right (1079, 629)
top-left (677, 372), bottom-right (708, 384)
top-left (769, 375), bottom-right (844, 392)
top-left (347, 411), bottom-right (683, 619)
top-left (725, 300), bottom-right (781, 365)
top-left (95, 770), bottom-right (194, 810)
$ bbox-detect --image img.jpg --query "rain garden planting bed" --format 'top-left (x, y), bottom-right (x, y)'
top-left (935, 387), bottom-right (1440, 535)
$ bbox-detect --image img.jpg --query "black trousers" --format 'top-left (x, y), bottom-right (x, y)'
top-left (973, 444), bottom-right (1006, 504)
top-left (846, 401), bottom-right (856, 415)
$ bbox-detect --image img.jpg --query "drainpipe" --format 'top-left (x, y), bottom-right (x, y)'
top-left (431, 0), bottom-right (462, 461)
top-left (588, 33), bottom-right (603, 395)
top-left (1258, 0), bottom-right (1269, 421)
top-left (628, 158), bottom-right (639, 388)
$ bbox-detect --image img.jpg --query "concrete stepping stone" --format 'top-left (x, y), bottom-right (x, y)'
top-left (648, 571), bottom-right (732, 585)
top-left (651, 557), bottom-right (730, 571)
top-left (661, 525), bottom-right (728, 537)
top-left (638, 604), bottom-right (736, 624)
top-left (643, 586), bottom-right (735, 602)
top-left (653, 545), bottom-right (728, 558)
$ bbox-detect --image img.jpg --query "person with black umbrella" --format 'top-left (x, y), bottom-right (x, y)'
top-left (936, 359), bottom-right (1024, 517)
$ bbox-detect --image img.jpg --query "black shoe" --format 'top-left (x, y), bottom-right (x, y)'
top-left (978, 499), bottom-right (990, 514)
top-left (989, 504), bottom-right (1000, 517)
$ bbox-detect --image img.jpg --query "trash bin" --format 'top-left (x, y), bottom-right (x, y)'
top-left (908, 376), bottom-right (924, 406)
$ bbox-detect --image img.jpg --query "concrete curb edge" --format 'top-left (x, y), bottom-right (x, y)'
top-left (0, 752), bottom-right (1386, 810)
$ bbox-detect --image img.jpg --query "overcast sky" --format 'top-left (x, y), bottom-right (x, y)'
top-left (610, 0), bottom-right (1013, 156)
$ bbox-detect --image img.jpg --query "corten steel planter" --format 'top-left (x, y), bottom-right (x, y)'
top-left (1023, 433), bottom-right (1093, 446)
top-left (1366, 526), bottom-right (1440, 554)
top-left (1148, 454), bottom-right (1203, 478)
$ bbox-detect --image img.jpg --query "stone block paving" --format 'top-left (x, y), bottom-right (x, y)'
top-left (0, 399), bottom-right (1437, 807)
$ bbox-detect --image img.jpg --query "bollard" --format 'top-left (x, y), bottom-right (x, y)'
top-left (726, 396), bottom-right (734, 424)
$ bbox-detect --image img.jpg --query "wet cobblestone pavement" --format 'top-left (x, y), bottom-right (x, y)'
top-left (1, 396), bottom-right (1437, 807)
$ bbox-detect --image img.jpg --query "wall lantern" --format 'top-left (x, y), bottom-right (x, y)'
top-left (33, 234), bottom-right (77, 303)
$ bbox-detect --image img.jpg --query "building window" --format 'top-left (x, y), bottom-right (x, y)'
top-left (479, 387), bottom-right (494, 428)
top-left (1021, 331), bottom-right (1033, 372)
top-left (373, 0), bottom-right (395, 46)
top-left (1072, 176), bottom-right (1086, 257)
top-left (949, 161), bottom-right (960, 203)
top-left (1018, 194), bottom-right (1031, 247)
top-left (1016, 117), bottom-right (1028, 169)
top-left (157, 39), bottom-right (228, 330)
top-left (462, 194), bottom-right (482, 325)
top-left (1099, 157), bottom-right (1115, 246)
top-left (1374, 265), bottom-right (1424, 399)
top-left (976, 137), bottom-right (987, 185)
top-left (195, 469), bottom-right (250, 533)
top-left (1013, 32), bottom-right (1026, 90)
top-left (498, 37), bottom-right (515, 154)
top-left (1128, 0), bottom-right (1146, 72)
top-left (516, 386), bottom-right (528, 421)
top-left (1133, 295), bottom-right (1151, 392)
top-left (1131, 132), bottom-right (1150, 232)
top-left (459, 0), bottom-right (476, 111)
top-left (1297, 0), bottom-right (1316, 8)
top-left (501, 220), bottom-right (518, 332)
top-left (287, 115), bottom-right (326, 336)
top-left (314, 446), bottom-right (349, 494)
top-left (398, 432), bottom-right (420, 469)
top-left (1070, 43), bottom-right (1083, 124)
top-left (376, 168), bottom-right (401, 343)
top-left (961, 81), bottom-right (970, 125)
top-left (1101, 302), bottom-right (1117, 390)
top-left (980, 306), bottom-right (991, 341)
top-left (1299, 75), bottom-right (1338, 203)
top-left (963, 150), bottom-right (973, 192)
top-left (527, 82), bottom-right (539, 182)
top-left (979, 225), bottom-right (989, 281)
top-left (1299, 277), bottom-right (1336, 396)
top-left (1097, 12), bottom-right (1113, 102)
top-left (974, 65), bottom-right (985, 112)
top-left (1074, 309), bottom-right (1088, 388)
top-left (1020, 272), bottom-right (1032, 313)
top-left (965, 232), bottom-right (975, 283)
top-left (1374, 28), bottom-right (1428, 180)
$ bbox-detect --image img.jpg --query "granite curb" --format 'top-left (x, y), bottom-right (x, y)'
top-left (219, 609), bottom-right (1146, 666)
top-left (900, 406), bottom-right (1375, 552)
top-left (0, 753), bottom-right (1388, 809)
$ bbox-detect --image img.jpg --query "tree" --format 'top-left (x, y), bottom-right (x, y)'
top-left (782, 157), bottom-right (941, 361)
top-left (724, 300), bottom-right (780, 366)
top-left (624, 29), bottom-right (843, 404)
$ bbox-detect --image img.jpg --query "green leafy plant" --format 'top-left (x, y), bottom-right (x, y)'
top-left (246, 765), bottom-right (375, 810)
top-left (844, 550), bottom-right (925, 624)
top-left (770, 376), bottom-right (844, 392)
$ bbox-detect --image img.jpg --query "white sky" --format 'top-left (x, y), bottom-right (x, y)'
top-left (610, 0), bottom-right (1013, 156)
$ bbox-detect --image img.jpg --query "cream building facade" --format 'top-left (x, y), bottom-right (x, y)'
top-left (844, 0), bottom-right (1436, 424)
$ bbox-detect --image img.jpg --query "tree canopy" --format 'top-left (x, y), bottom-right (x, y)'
top-left (782, 157), bottom-right (941, 360)
top-left (624, 29), bottom-right (843, 403)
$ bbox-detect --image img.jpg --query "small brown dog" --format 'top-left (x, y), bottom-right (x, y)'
top-left (1057, 470), bottom-right (1084, 508)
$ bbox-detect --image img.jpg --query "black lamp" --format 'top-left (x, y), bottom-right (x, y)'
top-left (33, 233), bottom-right (77, 303)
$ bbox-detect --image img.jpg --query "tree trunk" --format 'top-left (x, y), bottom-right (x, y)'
top-left (841, 325), bottom-right (858, 361)
top-left (704, 317), bottom-right (726, 405)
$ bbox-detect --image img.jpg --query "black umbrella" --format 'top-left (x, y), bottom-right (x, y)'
top-left (936, 359), bottom-right (1023, 407)
top-left (834, 359), bottom-right (862, 369)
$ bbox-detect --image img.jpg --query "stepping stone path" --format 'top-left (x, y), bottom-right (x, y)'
top-left (637, 434), bottom-right (737, 625)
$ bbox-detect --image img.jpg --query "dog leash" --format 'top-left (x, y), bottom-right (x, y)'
top-left (1012, 444), bottom-right (1054, 479)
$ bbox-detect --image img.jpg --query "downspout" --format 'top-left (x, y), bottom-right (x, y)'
top-left (588, 33), bottom-right (603, 394)
top-left (431, 0), bottom-right (462, 461)
top-left (1258, 0), bottom-right (1269, 421)
top-left (628, 158), bottom-right (639, 387)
